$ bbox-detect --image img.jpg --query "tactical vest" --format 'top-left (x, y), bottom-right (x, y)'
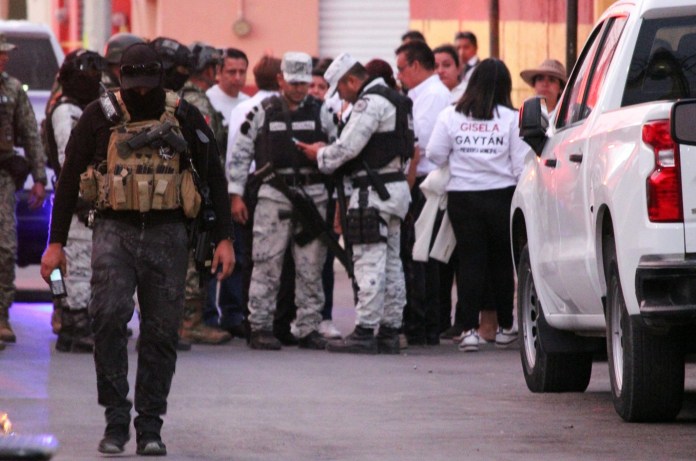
top-left (43, 95), bottom-right (80, 177)
top-left (344, 84), bottom-right (414, 172)
top-left (84, 90), bottom-right (200, 216)
top-left (254, 95), bottom-right (328, 170)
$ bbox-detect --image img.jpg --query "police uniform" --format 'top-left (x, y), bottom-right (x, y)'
top-left (316, 54), bottom-right (412, 354)
top-left (44, 43), bottom-right (233, 455)
top-left (228, 53), bottom-right (336, 348)
top-left (0, 44), bottom-right (48, 345)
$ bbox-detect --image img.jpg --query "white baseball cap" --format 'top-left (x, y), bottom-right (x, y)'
top-left (324, 52), bottom-right (358, 96)
top-left (281, 52), bottom-right (312, 83)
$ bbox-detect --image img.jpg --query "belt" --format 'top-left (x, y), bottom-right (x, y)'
top-left (278, 172), bottom-right (325, 187)
top-left (352, 172), bottom-right (406, 189)
top-left (98, 208), bottom-right (186, 228)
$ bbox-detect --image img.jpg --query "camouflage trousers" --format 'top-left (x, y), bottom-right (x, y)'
top-left (0, 173), bottom-right (16, 312)
top-left (62, 215), bottom-right (92, 310)
top-left (184, 250), bottom-right (206, 305)
top-left (90, 217), bottom-right (188, 434)
top-left (352, 213), bottom-right (406, 329)
top-left (248, 196), bottom-right (327, 337)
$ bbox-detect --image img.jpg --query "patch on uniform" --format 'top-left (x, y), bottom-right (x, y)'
top-left (292, 120), bottom-right (315, 131)
top-left (353, 99), bottom-right (368, 113)
top-left (269, 121), bottom-right (287, 131)
top-left (240, 121), bottom-right (251, 135)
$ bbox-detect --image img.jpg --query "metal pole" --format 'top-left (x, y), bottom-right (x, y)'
top-left (566, 0), bottom-right (578, 71)
top-left (490, 0), bottom-right (500, 58)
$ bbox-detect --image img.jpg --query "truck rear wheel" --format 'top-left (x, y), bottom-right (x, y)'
top-left (518, 245), bottom-right (592, 392)
top-left (605, 238), bottom-right (683, 421)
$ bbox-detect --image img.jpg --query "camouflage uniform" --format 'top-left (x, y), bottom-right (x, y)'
top-left (317, 78), bottom-right (411, 330)
top-left (0, 71), bottom-right (48, 341)
top-left (228, 96), bottom-right (336, 338)
top-left (178, 81), bottom-right (231, 345)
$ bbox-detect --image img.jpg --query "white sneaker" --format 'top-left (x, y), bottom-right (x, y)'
top-left (495, 326), bottom-right (518, 348)
top-left (458, 329), bottom-right (480, 352)
top-left (318, 320), bottom-right (342, 339)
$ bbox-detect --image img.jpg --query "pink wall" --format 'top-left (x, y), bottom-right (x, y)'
top-left (132, 0), bottom-right (319, 71)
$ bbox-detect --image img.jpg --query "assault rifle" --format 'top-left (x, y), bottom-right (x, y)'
top-left (253, 163), bottom-right (354, 281)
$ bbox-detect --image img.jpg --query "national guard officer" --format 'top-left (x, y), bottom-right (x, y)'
top-left (298, 53), bottom-right (413, 354)
top-left (40, 43), bottom-right (235, 456)
top-left (228, 51), bottom-right (336, 350)
top-left (0, 34), bottom-right (48, 350)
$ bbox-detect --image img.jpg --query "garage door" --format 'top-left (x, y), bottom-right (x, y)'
top-left (319, 0), bottom-right (409, 67)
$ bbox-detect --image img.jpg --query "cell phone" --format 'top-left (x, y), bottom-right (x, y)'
top-left (49, 268), bottom-right (67, 299)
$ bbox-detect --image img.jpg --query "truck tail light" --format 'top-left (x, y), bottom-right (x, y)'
top-left (644, 120), bottom-right (682, 222)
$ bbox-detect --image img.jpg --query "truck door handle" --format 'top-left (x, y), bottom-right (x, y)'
top-left (569, 153), bottom-right (583, 163)
top-left (544, 159), bottom-right (557, 168)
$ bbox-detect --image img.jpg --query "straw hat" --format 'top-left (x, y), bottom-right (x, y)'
top-left (520, 59), bottom-right (567, 87)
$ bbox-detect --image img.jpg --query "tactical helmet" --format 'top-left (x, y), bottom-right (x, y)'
top-left (104, 32), bottom-right (145, 65)
top-left (150, 37), bottom-right (193, 71)
top-left (58, 49), bottom-right (106, 104)
top-left (189, 42), bottom-right (223, 73)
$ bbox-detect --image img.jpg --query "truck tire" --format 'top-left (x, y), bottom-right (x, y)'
top-left (605, 240), bottom-right (684, 422)
top-left (518, 244), bottom-right (592, 392)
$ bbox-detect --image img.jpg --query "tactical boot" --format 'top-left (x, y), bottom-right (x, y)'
top-left (377, 325), bottom-right (400, 355)
top-left (179, 300), bottom-right (232, 345)
top-left (56, 308), bottom-right (94, 353)
top-left (0, 310), bottom-right (16, 343)
top-left (136, 432), bottom-right (167, 456)
top-left (326, 326), bottom-right (377, 354)
top-left (98, 424), bottom-right (130, 455)
top-left (51, 300), bottom-right (62, 335)
top-left (249, 330), bottom-right (282, 350)
top-left (297, 330), bottom-right (327, 350)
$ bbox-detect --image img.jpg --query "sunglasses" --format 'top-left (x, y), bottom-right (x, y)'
top-left (120, 62), bottom-right (162, 77)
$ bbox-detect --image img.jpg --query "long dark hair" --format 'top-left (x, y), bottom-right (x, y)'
top-left (455, 58), bottom-right (514, 120)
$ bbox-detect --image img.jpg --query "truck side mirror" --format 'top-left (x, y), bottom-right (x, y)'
top-left (671, 99), bottom-right (696, 145)
top-left (519, 96), bottom-right (549, 156)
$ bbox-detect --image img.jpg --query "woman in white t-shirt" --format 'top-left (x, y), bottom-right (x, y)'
top-left (426, 58), bottom-right (530, 352)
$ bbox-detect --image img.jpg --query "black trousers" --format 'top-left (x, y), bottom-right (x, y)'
top-left (90, 218), bottom-right (188, 435)
top-left (447, 187), bottom-right (515, 331)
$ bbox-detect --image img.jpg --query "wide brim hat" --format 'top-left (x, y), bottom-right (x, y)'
top-left (0, 34), bottom-right (16, 52)
top-left (119, 43), bottom-right (163, 90)
top-left (520, 59), bottom-right (567, 87)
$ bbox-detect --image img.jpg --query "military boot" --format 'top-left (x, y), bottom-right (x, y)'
top-left (376, 325), bottom-right (400, 355)
top-left (326, 325), bottom-right (377, 354)
top-left (0, 308), bottom-right (16, 343)
top-left (56, 308), bottom-right (94, 353)
top-left (51, 300), bottom-right (62, 335)
top-left (179, 300), bottom-right (232, 345)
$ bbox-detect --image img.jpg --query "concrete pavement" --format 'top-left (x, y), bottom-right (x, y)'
top-left (2, 269), bottom-right (696, 460)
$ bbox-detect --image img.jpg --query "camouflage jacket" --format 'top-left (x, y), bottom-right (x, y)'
top-left (0, 72), bottom-right (47, 184)
top-left (179, 81), bottom-right (226, 164)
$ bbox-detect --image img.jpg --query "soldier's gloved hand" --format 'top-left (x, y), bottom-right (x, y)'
top-left (211, 239), bottom-right (235, 280)
top-left (231, 195), bottom-right (248, 225)
top-left (28, 182), bottom-right (46, 210)
top-left (40, 243), bottom-right (66, 283)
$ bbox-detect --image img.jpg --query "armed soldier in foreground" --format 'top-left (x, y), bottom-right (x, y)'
top-left (227, 52), bottom-right (337, 350)
top-left (41, 43), bottom-right (234, 456)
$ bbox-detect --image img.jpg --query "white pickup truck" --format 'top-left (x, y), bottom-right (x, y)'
top-left (512, 0), bottom-right (696, 422)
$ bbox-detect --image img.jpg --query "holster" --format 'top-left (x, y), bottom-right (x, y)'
top-left (0, 154), bottom-right (30, 190)
top-left (344, 188), bottom-right (386, 245)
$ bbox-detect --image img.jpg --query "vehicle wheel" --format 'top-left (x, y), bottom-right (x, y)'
top-left (518, 244), bottom-right (592, 392)
top-left (604, 238), bottom-right (684, 422)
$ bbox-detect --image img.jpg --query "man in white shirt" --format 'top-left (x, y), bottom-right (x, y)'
top-left (206, 48), bottom-right (250, 128)
top-left (395, 41), bottom-right (451, 346)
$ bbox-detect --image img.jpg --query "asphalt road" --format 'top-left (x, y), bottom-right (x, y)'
top-left (2, 269), bottom-right (696, 460)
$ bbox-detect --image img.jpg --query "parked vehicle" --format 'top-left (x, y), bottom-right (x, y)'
top-left (0, 21), bottom-right (64, 268)
top-left (511, 0), bottom-right (696, 422)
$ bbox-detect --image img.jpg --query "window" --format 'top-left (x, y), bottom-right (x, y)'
top-left (623, 16), bottom-right (696, 106)
top-left (4, 35), bottom-right (59, 91)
